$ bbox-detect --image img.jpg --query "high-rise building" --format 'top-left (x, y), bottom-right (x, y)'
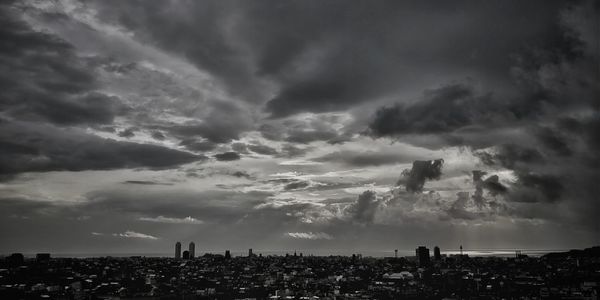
top-left (416, 246), bottom-right (430, 267)
top-left (189, 242), bottom-right (195, 259)
top-left (248, 248), bottom-right (253, 257)
top-left (182, 250), bottom-right (190, 260)
top-left (175, 242), bottom-right (181, 259)
top-left (394, 249), bottom-right (398, 258)
top-left (225, 250), bottom-right (231, 259)
top-left (434, 246), bottom-right (441, 261)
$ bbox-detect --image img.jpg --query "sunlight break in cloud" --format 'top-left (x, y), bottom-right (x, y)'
top-left (138, 215), bottom-right (204, 224)
top-left (286, 232), bottom-right (333, 240)
top-left (112, 230), bottom-right (159, 240)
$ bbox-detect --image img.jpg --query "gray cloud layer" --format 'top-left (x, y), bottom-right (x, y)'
top-left (0, 0), bottom-right (598, 253)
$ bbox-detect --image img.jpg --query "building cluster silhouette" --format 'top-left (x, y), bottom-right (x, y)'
top-left (175, 241), bottom-right (195, 260)
top-left (176, 243), bottom-right (258, 260)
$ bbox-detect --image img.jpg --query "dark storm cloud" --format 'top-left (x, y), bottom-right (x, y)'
top-left (368, 84), bottom-right (500, 136)
top-left (313, 150), bottom-right (417, 167)
top-left (488, 144), bottom-right (545, 169)
top-left (398, 159), bottom-right (444, 193)
top-left (364, 0), bottom-right (599, 229)
top-left (117, 127), bottom-right (137, 138)
top-left (534, 127), bottom-right (572, 157)
top-left (122, 180), bottom-right (174, 186)
top-left (472, 171), bottom-right (508, 209)
top-left (259, 118), bottom-right (342, 145)
top-left (156, 101), bottom-right (254, 144)
top-left (0, 120), bottom-right (202, 178)
top-left (84, 189), bottom-right (270, 220)
top-left (511, 173), bottom-right (564, 203)
top-left (179, 139), bottom-right (217, 152)
top-left (214, 152), bottom-right (241, 161)
top-left (85, 0), bottom-right (571, 118)
top-left (0, 4), bottom-right (127, 125)
top-left (231, 171), bottom-right (252, 179)
top-left (151, 131), bottom-right (166, 141)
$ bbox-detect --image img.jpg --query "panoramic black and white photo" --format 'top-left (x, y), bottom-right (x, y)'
top-left (0, 0), bottom-right (599, 299)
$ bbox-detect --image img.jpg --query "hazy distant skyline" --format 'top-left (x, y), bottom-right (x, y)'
top-left (0, 0), bottom-right (599, 254)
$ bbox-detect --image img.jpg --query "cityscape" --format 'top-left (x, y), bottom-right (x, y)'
top-left (1, 0), bottom-right (599, 299)
top-left (1, 245), bottom-right (599, 299)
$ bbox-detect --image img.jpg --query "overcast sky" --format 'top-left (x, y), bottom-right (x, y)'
top-left (1, 0), bottom-right (599, 255)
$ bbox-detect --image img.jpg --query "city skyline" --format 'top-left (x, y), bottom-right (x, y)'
top-left (0, 0), bottom-right (599, 255)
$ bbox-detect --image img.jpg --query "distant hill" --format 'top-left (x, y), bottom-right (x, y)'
top-left (542, 246), bottom-right (600, 259)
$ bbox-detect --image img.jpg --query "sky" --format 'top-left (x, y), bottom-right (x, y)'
top-left (0, 0), bottom-right (599, 255)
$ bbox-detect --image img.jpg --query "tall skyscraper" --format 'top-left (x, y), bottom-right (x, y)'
top-left (175, 242), bottom-right (181, 259)
top-left (189, 242), bottom-right (195, 259)
top-left (248, 248), bottom-right (253, 257)
top-left (434, 246), bottom-right (441, 260)
top-left (416, 246), bottom-right (430, 267)
top-left (225, 250), bottom-right (231, 259)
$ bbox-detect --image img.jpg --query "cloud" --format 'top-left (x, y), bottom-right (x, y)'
top-left (345, 190), bottom-right (381, 224)
top-left (472, 171), bottom-right (508, 209)
top-left (0, 4), bottom-right (127, 125)
top-left (163, 100), bottom-right (254, 144)
top-left (0, 120), bottom-right (202, 179)
top-left (286, 232), bottom-right (333, 240)
top-left (138, 215), bottom-right (204, 225)
top-left (112, 230), bottom-right (159, 240)
top-left (247, 143), bottom-right (278, 156)
top-left (362, 0), bottom-right (600, 229)
top-left (179, 139), bottom-right (217, 152)
top-left (313, 150), bottom-right (416, 167)
top-left (368, 84), bottom-right (497, 136)
top-left (231, 171), bottom-right (252, 179)
top-left (122, 180), bottom-right (174, 186)
top-left (117, 127), bottom-right (137, 138)
top-left (214, 151), bottom-right (241, 161)
top-left (259, 113), bottom-right (348, 144)
top-left (151, 131), bottom-right (166, 140)
top-left (283, 181), bottom-right (310, 191)
top-left (398, 159), bottom-right (444, 193)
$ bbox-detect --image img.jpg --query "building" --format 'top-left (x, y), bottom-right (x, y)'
top-left (225, 250), bottom-right (231, 259)
top-left (36, 253), bottom-right (51, 262)
top-left (416, 246), bottom-right (430, 267)
top-left (434, 246), bottom-right (441, 260)
top-left (7, 253), bottom-right (24, 267)
top-left (182, 250), bottom-right (190, 260)
top-left (189, 242), bottom-right (195, 259)
top-left (248, 248), bottom-right (253, 257)
top-left (175, 242), bottom-right (181, 259)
